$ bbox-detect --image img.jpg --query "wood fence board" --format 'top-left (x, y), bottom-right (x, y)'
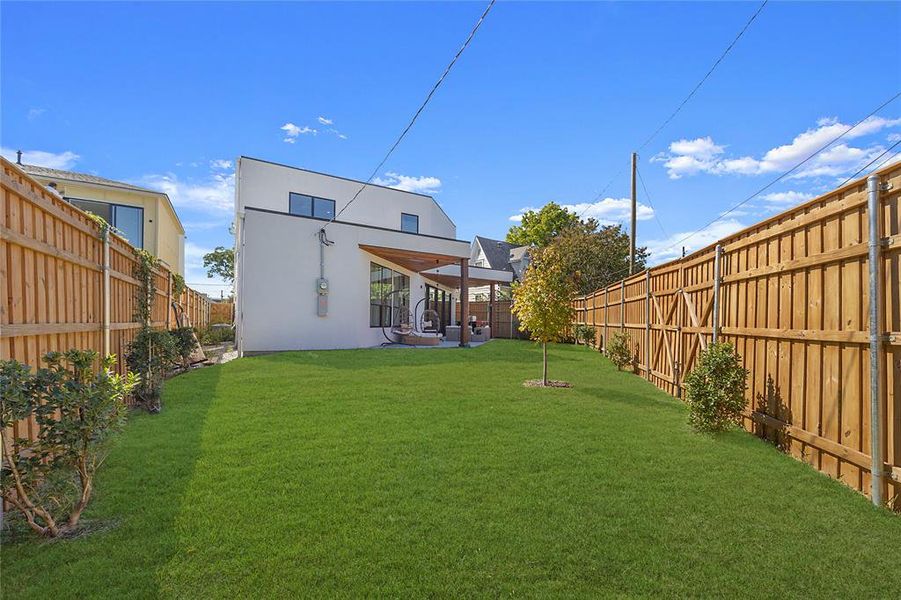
top-left (573, 162), bottom-right (901, 501)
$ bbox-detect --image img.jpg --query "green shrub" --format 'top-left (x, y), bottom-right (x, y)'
top-left (574, 324), bottom-right (596, 347)
top-left (170, 326), bottom-right (198, 366)
top-left (126, 329), bottom-right (178, 412)
top-left (197, 325), bottom-right (235, 345)
top-left (0, 351), bottom-right (136, 537)
top-left (606, 331), bottom-right (632, 370)
top-left (684, 342), bottom-right (749, 433)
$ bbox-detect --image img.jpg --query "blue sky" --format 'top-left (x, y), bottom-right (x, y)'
top-left (2, 1), bottom-right (900, 295)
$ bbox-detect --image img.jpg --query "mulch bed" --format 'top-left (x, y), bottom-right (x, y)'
top-left (522, 379), bottom-right (573, 388)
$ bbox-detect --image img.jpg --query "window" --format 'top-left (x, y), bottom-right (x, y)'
top-left (289, 192), bottom-right (336, 220)
top-left (68, 198), bottom-right (144, 248)
top-left (401, 213), bottom-right (419, 234)
top-left (369, 262), bottom-right (410, 327)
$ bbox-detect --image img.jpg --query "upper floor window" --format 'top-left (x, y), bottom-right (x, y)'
top-left (289, 192), bottom-right (336, 220)
top-left (401, 213), bottom-right (419, 234)
top-left (68, 198), bottom-right (144, 248)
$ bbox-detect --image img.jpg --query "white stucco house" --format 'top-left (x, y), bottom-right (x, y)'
top-left (234, 157), bottom-right (512, 353)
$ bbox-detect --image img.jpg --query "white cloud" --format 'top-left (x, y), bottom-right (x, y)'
top-left (509, 197), bottom-right (655, 225)
top-left (645, 218), bottom-right (746, 263)
top-left (317, 116), bottom-right (333, 126)
top-left (140, 170), bottom-right (234, 214)
top-left (372, 172), bottom-right (442, 195)
top-left (758, 191), bottom-right (814, 205)
top-left (280, 122), bottom-right (317, 143)
top-left (210, 159), bottom-right (233, 170)
top-left (653, 116), bottom-right (901, 180)
top-left (888, 133), bottom-right (901, 143)
top-left (1, 147), bottom-right (80, 169)
top-left (328, 128), bottom-right (348, 140)
top-left (27, 108), bottom-right (46, 120)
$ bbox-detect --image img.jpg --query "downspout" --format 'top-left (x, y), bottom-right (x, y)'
top-left (866, 174), bottom-right (884, 507)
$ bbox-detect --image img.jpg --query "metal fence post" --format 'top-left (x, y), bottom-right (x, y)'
top-left (866, 174), bottom-right (884, 507)
top-left (645, 270), bottom-right (651, 381)
top-left (712, 244), bottom-right (723, 345)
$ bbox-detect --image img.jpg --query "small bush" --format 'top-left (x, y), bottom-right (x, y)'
top-left (606, 332), bottom-right (632, 370)
top-left (197, 325), bottom-right (235, 345)
top-left (126, 329), bottom-right (179, 412)
top-left (573, 324), bottom-right (596, 347)
top-left (684, 342), bottom-right (749, 433)
top-left (170, 326), bottom-right (198, 366)
top-left (0, 351), bottom-right (136, 537)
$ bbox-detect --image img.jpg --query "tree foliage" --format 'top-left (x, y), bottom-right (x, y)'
top-left (684, 342), bottom-right (749, 433)
top-left (511, 245), bottom-right (576, 385)
top-left (550, 225), bottom-right (649, 294)
top-left (506, 202), bottom-right (597, 248)
top-left (126, 329), bottom-right (179, 412)
top-left (0, 351), bottom-right (136, 537)
top-left (203, 246), bottom-right (235, 284)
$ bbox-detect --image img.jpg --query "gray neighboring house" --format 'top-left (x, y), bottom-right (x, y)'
top-left (468, 236), bottom-right (530, 300)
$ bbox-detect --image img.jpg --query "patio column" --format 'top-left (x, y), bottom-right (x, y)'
top-left (460, 258), bottom-right (470, 347)
top-left (489, 282), bottom-right (496, 338)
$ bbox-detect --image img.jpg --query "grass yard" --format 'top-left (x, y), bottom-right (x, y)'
top-left (2, 340), bottom-right (899, 598)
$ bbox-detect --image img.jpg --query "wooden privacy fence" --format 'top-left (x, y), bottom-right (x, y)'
top-left (573, 163), bottom-right (901, 503)
top-left (210, 300), bottom-right (235, 325)
top-left (1, 158), bottom-right (211, 426)
top-left (456, 299), bottom-right (526, 339)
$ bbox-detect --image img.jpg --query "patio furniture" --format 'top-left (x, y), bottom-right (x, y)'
top-left (445, 325), bottom-right (461, 342)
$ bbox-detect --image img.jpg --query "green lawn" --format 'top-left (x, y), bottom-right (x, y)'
top-left (2, 340), bottom-right (899, 598)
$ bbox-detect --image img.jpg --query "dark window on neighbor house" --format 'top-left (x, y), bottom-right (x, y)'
top-left (369, 262), bottom-right (410, 327)
top-left (68, 198), bottom-right (144, 248)
top-left (289, 192), bottom-right (336, 220)
top-left (401, 213), bottom-right (419, 234)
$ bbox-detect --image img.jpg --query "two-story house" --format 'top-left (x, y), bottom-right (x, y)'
top-left (20, 161), bottom-right (185, 274)
top-left (234, 157), bottom-right (511, 352)
top-left (468, 235), bottom-right (530, 300)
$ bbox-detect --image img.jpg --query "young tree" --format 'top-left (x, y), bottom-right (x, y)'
top-left (202, 246), bottom-right (235, 284)
top-left (511, 245), bottom-right (577, 386)
top-left (506, 202), bottom-right (598, 248)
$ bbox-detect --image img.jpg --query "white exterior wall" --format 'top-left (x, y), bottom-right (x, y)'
top-left (235, 157), bottom-right (466, 352)
top-left (236, 157), bottom-right (456, 236)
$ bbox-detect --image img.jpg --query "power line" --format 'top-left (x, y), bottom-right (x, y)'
top-left (325, 0), bottom-right (496, 228)
top-left (636, 0), bottom-right (769, 153)
top-left (589, 92), bottom-right (901, 287)
top-left (636, 165), bottom-right (668, 238)
top-left (654, 90), bottom-right (901, 256)
top-left (578, 0), bottom-right (768, 219)
top-left (834, 139), bottom-right (901, 189)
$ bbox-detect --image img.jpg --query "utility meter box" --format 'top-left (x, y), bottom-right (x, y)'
top-left (316, 278), bottom-right (329, 317)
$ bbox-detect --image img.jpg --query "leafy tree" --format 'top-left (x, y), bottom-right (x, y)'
top-left (0, 351), bottom-right (136, 537)
top-left (126, 329), bottom-right (179, 412)
top-left (203, 246), bottom-right (235, 284)
top-left (511, 245), bottom-right (577, 386)
top-left (684, 342), bottom-right (749, 433)
top-left (506, 202), bottom-right (598, 248)
top-left (550, 225), bottom-right (649, 294)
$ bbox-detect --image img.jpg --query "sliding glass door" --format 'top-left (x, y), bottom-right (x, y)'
top-left (424, 285), bottom-right (452, 335)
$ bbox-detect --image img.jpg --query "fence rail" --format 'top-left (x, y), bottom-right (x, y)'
top-left (1, 158), bottom-right (211, 439)
top-left (572, 163), bottom-right (901, 502)
top-left (456, 299), bottom-right (526, 339)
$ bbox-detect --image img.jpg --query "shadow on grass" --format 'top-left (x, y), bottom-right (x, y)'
top-left (0, 364), bottom-right (222, 599)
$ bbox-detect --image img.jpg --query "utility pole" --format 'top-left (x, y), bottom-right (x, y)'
top-left (630, 152), bottom-right (637, 274)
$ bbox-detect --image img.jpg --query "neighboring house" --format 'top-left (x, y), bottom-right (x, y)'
top-left (468, 235), bottom-right (529, 300)
top-left (234, 156), bottom-right (511, 352)
top-left (19, 161), bottom-right (186, 275)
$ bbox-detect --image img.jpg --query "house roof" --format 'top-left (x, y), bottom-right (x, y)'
top-left (19, 163), bottom-right (185, 234)
top-left (508, 245), bottom-right (529, 263)
top-left (474, 236), bottom-right (522, 271)
top-left (19, 164), bottom-right (160, 194)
